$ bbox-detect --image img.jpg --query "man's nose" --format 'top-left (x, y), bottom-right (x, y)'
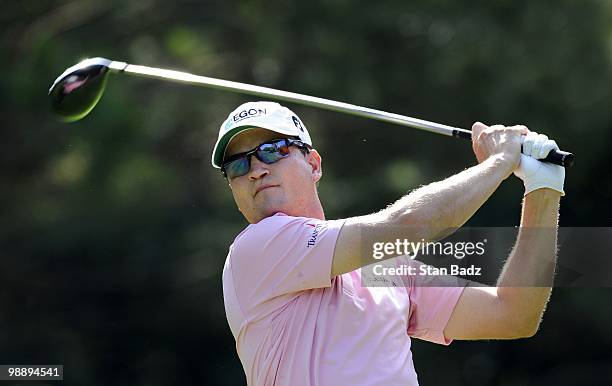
top-left (248, 156), bottom-right (270, 180)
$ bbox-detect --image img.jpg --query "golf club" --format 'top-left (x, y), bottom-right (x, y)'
top-left (49, 57), bottom-right (574, 167)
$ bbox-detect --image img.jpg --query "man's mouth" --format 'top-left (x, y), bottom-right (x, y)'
top-left (254, 184), bottom-right (279, 196)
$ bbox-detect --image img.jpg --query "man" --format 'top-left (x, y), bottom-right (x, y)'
top-left (212, 101), bottom-right (564, 385)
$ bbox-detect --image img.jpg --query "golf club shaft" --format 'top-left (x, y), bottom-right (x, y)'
top-left (107, 60), bottom-right (573, 167)
top-left (109, 61), bottom-right (471, 138)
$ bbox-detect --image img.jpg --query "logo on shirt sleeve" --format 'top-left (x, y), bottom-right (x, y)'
top-left (306, 223), bottom-right (323, 247)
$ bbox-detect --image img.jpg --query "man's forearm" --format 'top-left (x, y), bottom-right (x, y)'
top-left (382, 154), bottom-right (512, 238)
top-left (496, 188), bottom-right (560, 334)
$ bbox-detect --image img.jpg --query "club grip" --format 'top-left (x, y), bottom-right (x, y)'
top-left (452, 129), bottom-right (574, 168)
top-left (542, 149), bottom-right (574, 168)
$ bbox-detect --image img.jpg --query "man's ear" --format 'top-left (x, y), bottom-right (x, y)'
top-left (307, 149), bottom-right (323, 183)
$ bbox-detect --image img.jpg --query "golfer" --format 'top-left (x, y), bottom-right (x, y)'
top-left (212, 101), bottom-right (564, 386)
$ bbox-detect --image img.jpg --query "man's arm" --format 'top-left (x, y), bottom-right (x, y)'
top-left (331, 123), bottom-right (525, 277)
top-left (443, 188), bottom-right (560, 339)
top-left (332, 156), bottom-right (509, 276)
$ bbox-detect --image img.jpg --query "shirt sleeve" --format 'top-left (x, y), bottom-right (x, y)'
top-left (400, 259), bottom-right (468, 345)
top-left (228, 213), bottom-right (345, 315)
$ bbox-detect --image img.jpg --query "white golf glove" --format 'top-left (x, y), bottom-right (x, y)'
top-left (513, 132), bottom-right (565, 196)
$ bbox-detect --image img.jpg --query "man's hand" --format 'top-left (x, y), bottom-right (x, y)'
top-left (471, 122), bottom-right (527, 177)
top-left (514, 132), bottom-right (565, 196)
top-left (514, 155), bottom-right (565, 196)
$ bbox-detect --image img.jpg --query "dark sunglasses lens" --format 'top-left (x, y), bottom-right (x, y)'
top-left (224, 157), bottom-right (250, 178)
top-left (257, 141), bottom-right (290, 164)
top-left (224, 140), bottom-right (294, 178)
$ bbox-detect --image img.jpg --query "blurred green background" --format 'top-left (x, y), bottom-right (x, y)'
top-left (2, 1), bottom-right (612, 385)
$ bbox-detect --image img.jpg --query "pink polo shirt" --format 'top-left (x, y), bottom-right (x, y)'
top-left (222, 213), bottom-right (466, 386)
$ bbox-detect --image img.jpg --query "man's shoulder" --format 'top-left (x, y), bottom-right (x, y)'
top-left (228, 213), bottom-right (345, 270)
top-left (233, 213), bottom-right (318, 246)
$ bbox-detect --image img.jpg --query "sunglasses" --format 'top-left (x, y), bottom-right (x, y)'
top-left (221, 138), bottom-right (311, 179)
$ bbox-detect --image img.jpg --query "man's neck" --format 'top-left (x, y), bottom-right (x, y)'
top-left (256, 199), bottom-right (325, 223)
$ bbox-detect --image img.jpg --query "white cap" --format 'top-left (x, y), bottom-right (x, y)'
top-left (212, 101), bottom-right (312, 168)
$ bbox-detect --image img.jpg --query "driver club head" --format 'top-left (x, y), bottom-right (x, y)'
top-left (48, 57), bottom-right (112, 122)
